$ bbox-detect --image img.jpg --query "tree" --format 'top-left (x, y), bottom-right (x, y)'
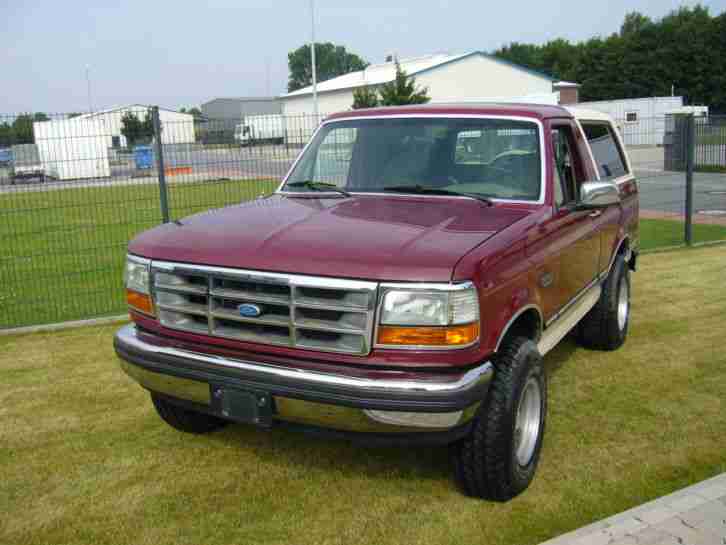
top-left (620, 12), bottom-right (652, 36)
top-left (120, 110), bottom-right (154, 147)
top-left (0, 122), bottom-right (14, 147)
top-left (11, 114), bottom-right (47, 144)
top-left (352, 86), bottom-right (379, 109)
top-left (378, 61), bottom-right (430, 106)
top-left (491, 6), bottom-right (726, 112)
top-left (288, 42), bottom-right (368, 92)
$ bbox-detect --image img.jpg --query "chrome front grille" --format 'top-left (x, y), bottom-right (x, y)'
top-left (150, 261), bottom-right (378, 355)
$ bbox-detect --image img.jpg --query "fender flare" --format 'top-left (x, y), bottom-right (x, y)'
top-left (494, 303), bottom-right (544, 352)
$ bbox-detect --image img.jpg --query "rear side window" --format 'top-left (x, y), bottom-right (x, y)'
top-left (581, 123), bottom-right (629, 179)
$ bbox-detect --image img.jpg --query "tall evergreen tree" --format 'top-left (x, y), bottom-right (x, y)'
top-left (378, 61), bottom-right (430, 106)
top-left (352, 86), bottom-right (379, 109)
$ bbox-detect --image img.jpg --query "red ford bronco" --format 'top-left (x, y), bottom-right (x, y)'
top-left (115, 103), bottom-right (638, 501)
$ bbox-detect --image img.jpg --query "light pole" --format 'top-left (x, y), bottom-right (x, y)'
top-left (310, 0), bottom-right (318, 120)
top-left (85, 64), bottom-right (94, 113)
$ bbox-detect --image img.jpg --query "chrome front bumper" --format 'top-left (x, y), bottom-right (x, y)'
top-left (114, 324), bottom-right (492, 439)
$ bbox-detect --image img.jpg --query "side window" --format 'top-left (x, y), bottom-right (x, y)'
top-left (581, 123), bottom-right (629, 179)
top-left (551, 127), bottom-right (578, 207)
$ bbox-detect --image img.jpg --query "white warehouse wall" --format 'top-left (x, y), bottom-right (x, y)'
top-left (34, 118), bottom-right (111, 180)
top-left (416, 54), bottom-right (553, 101)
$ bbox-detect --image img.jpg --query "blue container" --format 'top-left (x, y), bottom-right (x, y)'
top-left (0, 148), bottom-right (12, 165)
top-left (133, 145), bottom-right (154, 170)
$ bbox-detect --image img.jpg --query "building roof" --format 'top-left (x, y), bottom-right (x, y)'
top-left (73, 104), bottom-right (188, 120)
top-left (282, 51), bottom-right (555, 99)
top-left (202, 97), bottom-right (279, 104)
top-left (553, 80), bottom-right (581, 88)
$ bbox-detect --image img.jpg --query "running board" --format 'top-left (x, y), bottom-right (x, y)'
top-left (537, 285), bottom-right (602, 356)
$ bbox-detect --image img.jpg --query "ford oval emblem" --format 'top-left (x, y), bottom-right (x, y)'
top-left (238, 303), bottom-right (262, 318)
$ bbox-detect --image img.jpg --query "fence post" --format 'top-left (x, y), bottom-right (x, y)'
top-left (685, 114), bottom-right (695, 246)
top-left (151, 106), bottom-right (170, 223)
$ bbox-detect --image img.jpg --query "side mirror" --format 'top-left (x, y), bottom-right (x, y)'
top-left (578, 181), bottom-right (620, 209)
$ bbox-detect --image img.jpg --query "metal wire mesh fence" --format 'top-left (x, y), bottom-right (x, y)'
top-left (0, 107), bottom-right (319, 329)
top-left (628, 114), bottom-right (726, 249)
top-left (1, 108), bottom-right (724, 329)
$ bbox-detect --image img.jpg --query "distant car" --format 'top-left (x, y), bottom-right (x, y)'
top-left (11, 144), bottom-right (45, 184)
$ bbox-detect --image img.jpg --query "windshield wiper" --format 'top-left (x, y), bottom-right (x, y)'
top-left (383, 185), bottom-right (493, 206)
top-left (285, 180), bottom-right (351, 197)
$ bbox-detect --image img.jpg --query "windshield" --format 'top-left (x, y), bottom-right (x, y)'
top-left (282, 117), bottom-right (542, 201)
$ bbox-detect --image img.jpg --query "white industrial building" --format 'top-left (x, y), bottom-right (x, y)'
top-left (280, 51), bottom-right (559, 117)
top-left (33, 105), bottom-right (194, 180)
top-left (577, 96), bottom-right (707, 146)
top-left (33, 117), bottom-right (111, 180)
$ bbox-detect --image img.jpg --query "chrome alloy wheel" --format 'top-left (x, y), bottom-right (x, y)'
top-left (514, 377), bottom-right (542, 467)
top-left (617, 279), bottom-right (629, 331)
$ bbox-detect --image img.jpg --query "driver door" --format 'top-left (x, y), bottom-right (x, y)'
top-left (527, 121), bottom-right (601, 321)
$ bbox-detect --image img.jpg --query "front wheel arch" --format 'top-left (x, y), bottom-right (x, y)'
top-left (495, 305), bottom-right (543, 352)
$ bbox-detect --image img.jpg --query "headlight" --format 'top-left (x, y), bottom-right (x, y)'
top-left (125, 255), bottom-right (154, 316)
top-left (125, 256), bottom-right (150, 293)
top-left (377, 283), bottom-right (479, 348)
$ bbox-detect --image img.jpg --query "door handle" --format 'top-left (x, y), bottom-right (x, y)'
top-left (588, 210), bottom-right (602, 218)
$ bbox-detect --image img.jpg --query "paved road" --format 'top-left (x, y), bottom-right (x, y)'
top-left (541, 473), bottom-right (726, 545)
top-left (0, 145), bottom-right (298, 195)
top-left (637, 170), bottom-right (726, 216)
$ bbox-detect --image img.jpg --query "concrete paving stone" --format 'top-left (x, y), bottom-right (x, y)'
top-left (664, 493), bottom-right (710, 512)
top-left (608, 536), bottom-right (638, 545)
top-left (636, 505), bottom-right (680, 526)
top-left (694, 483), bottom-right (726, 501)
top-left (571, 530), bottom-right (613, 545)
top-left (655, 516), bottom-right (722, 545)
top-left (606, 517), bottom-right (650, 538)
top-left (679, 499), bottom-right (726, 527)
top-left (682, 507), bottom-right (726, 539)
top-left (629, 527), bottom-right (679, 545)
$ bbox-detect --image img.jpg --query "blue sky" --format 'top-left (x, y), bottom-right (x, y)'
top-left (2, 0), bottom-right (724, 113)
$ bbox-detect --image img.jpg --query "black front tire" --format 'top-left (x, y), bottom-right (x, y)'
top-left (577, 253), bottom-right (630, 351)
top-left (151, 393), bottom-right (227, 434)
top-left (452, 336), bottom-right (547, 501)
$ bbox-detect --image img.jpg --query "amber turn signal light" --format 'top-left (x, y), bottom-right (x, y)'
top-left (126, 289), bottom-right (154, 317)
top-left (377, 322), bottom-right (479, 347)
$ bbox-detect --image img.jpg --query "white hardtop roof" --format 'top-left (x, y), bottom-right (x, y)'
top-left (564, 106), bottom-right (615, 123)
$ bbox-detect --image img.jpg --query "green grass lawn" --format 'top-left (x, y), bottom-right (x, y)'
top-left (2, 178), bottom-right (725, 329)
top-left (639, 218), bottom-right (726, 250)
top-left (1, 246), bottom-right (725, 545)
top-left (0, 178), bottom-right (278, 328)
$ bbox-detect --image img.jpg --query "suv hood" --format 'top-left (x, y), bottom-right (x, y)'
top-left (129, 194), bottom-right (531, 282)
